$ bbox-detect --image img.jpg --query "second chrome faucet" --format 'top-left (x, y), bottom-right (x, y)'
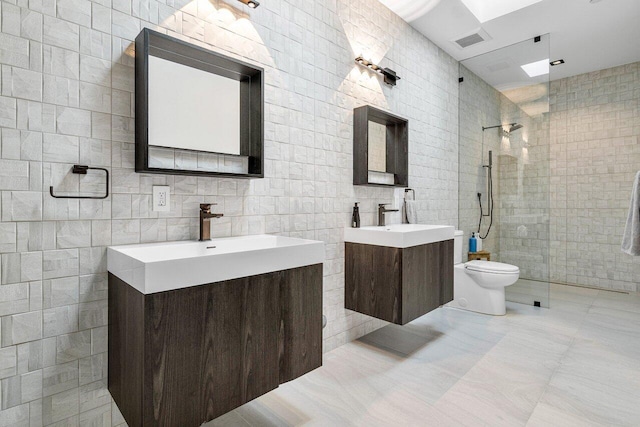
top-left (378, 203), bottom-right (398, 226)
top-left (199, 203), bottom-right (224, 241)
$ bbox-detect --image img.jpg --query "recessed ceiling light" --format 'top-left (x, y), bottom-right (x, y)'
top-left (550, 59), bottom-right (565, 66)
top-left (520, 58), bottom-right (549, 77)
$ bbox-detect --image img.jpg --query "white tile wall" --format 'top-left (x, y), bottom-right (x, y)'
top-left (550, 62), bottom-right (640, 292)
top-left (458, 65), bottom-right (502, 257)
top-left (496, 106), bottom-right (550, 284)
top-left (0, 0), bottom-right (459, 424)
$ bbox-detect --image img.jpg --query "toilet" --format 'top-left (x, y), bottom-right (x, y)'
top-left (447, 230), bottom-right (520, 315)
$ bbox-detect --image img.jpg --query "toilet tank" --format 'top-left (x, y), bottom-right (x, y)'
top-left (454, 230), bottom-right (464, 264)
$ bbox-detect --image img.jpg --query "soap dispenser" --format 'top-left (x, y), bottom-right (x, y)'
top-left (469, 232), bottom-right (478, 253)
top-left (351, 203), bottom-right (360, 228)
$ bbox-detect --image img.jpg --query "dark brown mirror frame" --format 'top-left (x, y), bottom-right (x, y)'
top-left (135, 28), bottom-right (264, 178)
top-left (353, 105), bottom-right (409, 187)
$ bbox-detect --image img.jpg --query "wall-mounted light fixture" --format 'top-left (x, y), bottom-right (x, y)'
top-left (355, 56), bottom-right (401, 87)
top-left (238, 0), bottom-right (260, 8)
top-left (550, 59), bottom-right (565, 66)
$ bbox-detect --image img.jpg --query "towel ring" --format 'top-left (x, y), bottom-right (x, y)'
top-left (49, 165), bottom-right (109, 199)
top-left (404, 188), bottom-right (415, 200)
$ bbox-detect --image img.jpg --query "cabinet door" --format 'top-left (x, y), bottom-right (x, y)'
top-left (345, 243), bottom-right (403, 323)
top-left (401, 239), bottom-right (454, 324)
top-left (439, 239), bottom-right (454, 305)
top-left (279, 264), bottom-right (323, 383)
top-left (402, 243), bottom-right (441, 324)
top-left (143, 275), bottom-right (280, 426)
top-left (108, 274), bottom-right (145, 427)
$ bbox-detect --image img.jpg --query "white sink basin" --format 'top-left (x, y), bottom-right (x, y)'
top-left (344, 224), bottom-right (455, 248)
top-left (108, 234), bottom-right (324, 294)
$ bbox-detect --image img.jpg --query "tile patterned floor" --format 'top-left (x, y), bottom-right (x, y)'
top-left (206, 284), bottom-right (640, 426)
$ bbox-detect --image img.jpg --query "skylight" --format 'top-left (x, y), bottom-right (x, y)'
top-left (460, 0), bottom-right (543, 23)
top-left (520, 59), bottom-right (550, 77)
top-left (378, 0), bottom-right (441, 22)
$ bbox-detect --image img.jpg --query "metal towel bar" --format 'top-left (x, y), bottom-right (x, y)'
top-left (49, 165), bottom-right (109, 199)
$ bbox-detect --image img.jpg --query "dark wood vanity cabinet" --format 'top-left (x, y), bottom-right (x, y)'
top-left (108, 264), bottom-right (322, 427)
top-left (278, 266), bottom-right (323, 383)
top-left (345, 240), bottom-right (453, 325)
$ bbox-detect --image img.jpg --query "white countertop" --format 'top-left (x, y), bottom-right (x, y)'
top-left (108, 234), bottom-right (325, 294)
top-left (344, 224), bottom-right (455, 248)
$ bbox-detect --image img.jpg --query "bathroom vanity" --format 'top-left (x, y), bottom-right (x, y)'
top-left (344, 224), bottom-right (454, 325)
top-left (107, 235), bottom-right (324, 426)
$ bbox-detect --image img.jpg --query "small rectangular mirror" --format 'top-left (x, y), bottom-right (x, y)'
top-left (353, 105), bottom-right (408, 187)
top-left (135, 28), bottom-right (264, 178)
top-left (367, 121), bottom-right (386, 172)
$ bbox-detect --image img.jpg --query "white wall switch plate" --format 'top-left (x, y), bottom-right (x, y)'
top-left (153, 186), bottom-right (171, 212)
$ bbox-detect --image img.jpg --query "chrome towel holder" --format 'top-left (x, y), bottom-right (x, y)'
top-left (49, 165), bottom-right (109, 199)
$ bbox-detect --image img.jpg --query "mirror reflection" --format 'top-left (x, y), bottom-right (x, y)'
top-left (368, 121), bottom-right (386, 172)
top-left (148, 56), bottom-right (241, 156)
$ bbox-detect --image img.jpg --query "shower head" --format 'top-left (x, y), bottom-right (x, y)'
top-left (509, 123), bottom-right (523, 133)
top-left (482, 122), bottom-right (523, 133)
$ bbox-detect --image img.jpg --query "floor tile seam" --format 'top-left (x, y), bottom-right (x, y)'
top-left (521, 356), bottom-right (568, 426)
top-left (580, 295), bottom-right (640, 326)
top-left (430, 331), bottom-right (511, 404)
top-left (520, 304), bottom-right (587, 427)
top-left (590, 299), bottom-right (640, 316)
top-left (570, 295), bottom-right (598, 336)
top-left (455, 328), bottom-right (571, 389)
top-left (236, 410), bottom-right (253, 427)
top-left (351, 355), bottom-right (469, 409)
top-left (434, 369), bottom-right (551, 427)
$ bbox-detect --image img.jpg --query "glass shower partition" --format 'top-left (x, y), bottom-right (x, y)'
top-left (458, 35), bottom-right (551, 307)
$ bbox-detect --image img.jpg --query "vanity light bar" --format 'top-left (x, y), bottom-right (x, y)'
top-left (355, 56), bottom-right (401, 87)
top-left (238, 0), bottom-right (260, 8)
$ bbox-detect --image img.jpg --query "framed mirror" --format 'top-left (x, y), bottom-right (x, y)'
top-left (353, 105), bottom-right (408, 187)
top-left (135, 28), bottom-right (264, 177)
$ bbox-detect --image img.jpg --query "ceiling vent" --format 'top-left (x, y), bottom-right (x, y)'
top-left (452, 28), bottom-right (492, 49)
top-left (455, 33), bottom-right (484, 48)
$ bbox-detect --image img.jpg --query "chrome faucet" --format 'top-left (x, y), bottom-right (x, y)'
top-left (199, 203), bottom-right (224, 241)
top-left (378, 203), bottom-right (398, 226)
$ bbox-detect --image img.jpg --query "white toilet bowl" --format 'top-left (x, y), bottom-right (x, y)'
top-left (447, 231), bottom-right (519, 315)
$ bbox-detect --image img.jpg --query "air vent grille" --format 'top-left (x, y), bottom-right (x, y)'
top-left (455, 33), bottom-right (485, 48)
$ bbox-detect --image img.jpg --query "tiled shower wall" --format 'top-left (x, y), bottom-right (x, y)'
top-left (497, 110), bottom-right (550, 284)
top-left (459, 64), bottom-right (551, 286)
top-left (457, 65), bottom-right (502, 257)
top-left (0, 0), bottom-right (459, 424)
top-left (550, 62), bottom-right (640, 292)
top-left (461, 61), bottom-right (639, 293)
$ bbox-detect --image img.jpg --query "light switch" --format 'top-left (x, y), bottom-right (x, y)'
top-left (153, 186), bottom-right (170, 212)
